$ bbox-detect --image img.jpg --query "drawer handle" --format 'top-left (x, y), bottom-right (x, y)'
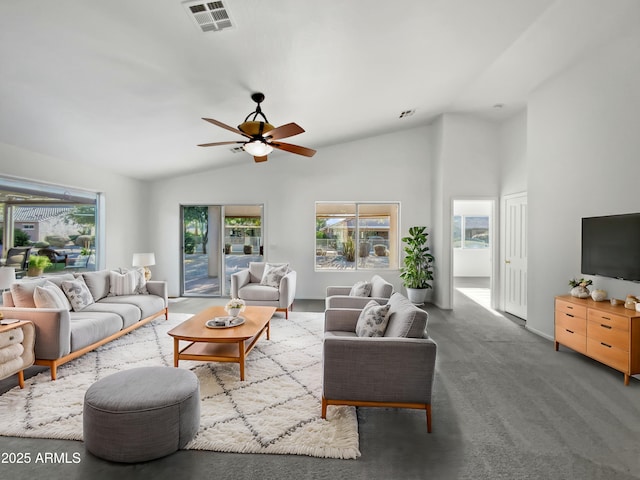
top-left (601, 316), bottom-right (611, 321)
top-left (600, 342), bottom-right (612, 348)
top-left (600, 324), bottom-right (612, 329)
top-left (567, 305), bottom-right (574, 309)
top-left (566, 314), bottom-right (575, 318)
top-left (565, 329), bottom-right (574, 334)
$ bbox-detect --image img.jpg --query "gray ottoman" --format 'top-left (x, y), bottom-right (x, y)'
top-left (83, 366), bottom-right (200, 463)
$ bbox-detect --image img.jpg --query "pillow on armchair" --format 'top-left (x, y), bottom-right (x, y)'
top-left (349, 281), bottom-right (372, 297)
top-left (355, 300), bottom-right (391, 337)
top-left (260, 263), bottom-right (290, 288)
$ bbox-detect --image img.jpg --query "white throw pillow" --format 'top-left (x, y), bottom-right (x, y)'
top-left (355, 300), bottom-right (391, 337)
top-left (109, 270), bottom-right (138, 296)
top-left (61, 277), bottom-right (95, 312)
top-left (33, 281), bottom-right (71, 310)
top-left (260, 263), bottom-right (289, 288)
top-left (349, 281), bottom-right (372, 297)
top-left (115, 267), bottom-right (148, 294)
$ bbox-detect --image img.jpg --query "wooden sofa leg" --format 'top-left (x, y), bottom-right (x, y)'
top-left (321, 397), bottom-right (328, 419)
top-left (426, 404), bottom-right (432, 433)
top-left (51, 364), bottom-right (57, 381)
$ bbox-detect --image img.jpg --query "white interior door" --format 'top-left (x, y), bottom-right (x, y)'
top-left (504, 193), bottom-right (527, 319)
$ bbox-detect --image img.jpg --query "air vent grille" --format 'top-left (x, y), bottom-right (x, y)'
top-left (183, 0), bottom-right (235, 33)
top-left (230, 146), bottom-right (244, 153)
top-left (399, 109), bottom-right (416, 119)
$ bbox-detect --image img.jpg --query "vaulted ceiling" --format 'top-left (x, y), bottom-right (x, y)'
top-left (0, 0), bottom-right (638, 180)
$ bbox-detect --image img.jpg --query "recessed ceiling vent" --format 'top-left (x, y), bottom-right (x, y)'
top-left (230, 146), bottom-right (244, 153)
top-left (399, 109), bottom-right (415, 119)
top-left (183, 1), bottom-right (235, 33)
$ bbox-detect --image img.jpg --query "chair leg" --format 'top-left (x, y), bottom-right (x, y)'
top-left (426, 404), bottom-right (432, 433)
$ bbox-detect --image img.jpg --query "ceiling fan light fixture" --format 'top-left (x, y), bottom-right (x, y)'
top-left (243, 140), bottom-right (273, 157)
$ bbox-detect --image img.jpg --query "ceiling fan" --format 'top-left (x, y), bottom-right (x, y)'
top-left (198, 92), bottom-right (316, 163)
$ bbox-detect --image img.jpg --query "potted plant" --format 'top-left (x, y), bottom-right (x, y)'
top-left (27, 255), bottom-right (51, 277)
top-left (399, 226), bottom-right (435, 305)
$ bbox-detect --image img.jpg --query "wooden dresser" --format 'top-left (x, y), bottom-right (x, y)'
top-left (555, 295), bottom-right (640, 385)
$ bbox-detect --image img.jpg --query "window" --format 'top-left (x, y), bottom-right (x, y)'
top-left (453, 215), bottom-right (489, 249)
top-left (0, 176), bottom-right (102, 271)
top-left (315, 202), bottom-right (399, 270)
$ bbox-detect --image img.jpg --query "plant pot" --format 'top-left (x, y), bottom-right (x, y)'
top-left (228, 307), bottom-right (242, 317)
top-left (406, 287), bottom-right (428, 305)
top-left (27, 267), bottom-right (44, 277)
top-left (243, 245), bottom-right (253, 255)
top-left (570, 286), bottom-right (590, 298)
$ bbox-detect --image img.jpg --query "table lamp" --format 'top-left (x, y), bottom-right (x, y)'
top-left (132, 253), bottom-right (155, 281)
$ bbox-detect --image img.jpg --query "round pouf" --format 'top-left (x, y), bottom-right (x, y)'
top-left (83, 366), bottom-right (200, 463)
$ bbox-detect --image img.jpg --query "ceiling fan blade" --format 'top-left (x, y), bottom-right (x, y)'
top-left (263, 122), bottom-right (305, 140)
top-left (197, 141), bottom-right (245, 147)
top-left (254, 155), bottom-right (268, 163)
top-left (202, 118), bottom-right (251, 138)
top-left (271, 141), bottom-right (317, 157)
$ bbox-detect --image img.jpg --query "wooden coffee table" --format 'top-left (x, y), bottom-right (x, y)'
top-left (167, 306), bottom-right (276, 380)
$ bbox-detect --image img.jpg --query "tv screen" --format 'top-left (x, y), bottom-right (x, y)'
top-left (581, 213), bottom-right (640, 281)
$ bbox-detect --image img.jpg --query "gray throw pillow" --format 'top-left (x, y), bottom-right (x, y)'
top-left (349, 281), bottom-right (372, 297)
top-left (61, 277), bottom-right (95, 312)
top-left (355, 300), bottom-right (391, 337)
top-left (109, 270), bottom-right (138, 296)
top-left (260, 263), bottom-right (289, 288)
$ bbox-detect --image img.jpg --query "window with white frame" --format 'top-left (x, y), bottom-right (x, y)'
top-left (315, 202), bottom-right (399, 270)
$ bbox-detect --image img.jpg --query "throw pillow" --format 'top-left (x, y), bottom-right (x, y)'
top-left (355, 300), bottom-right (391, 337)
top-left (61, 277), bottom-right (95, 312)
top-left (260, 263), bottom-right (289, 288)
top-left (109, 270), bottom-right (138, 296)
top-left (9, 280), bottom-right (45, 308)
top-left (349, 281), bottom-right (372, 297)
top-left (116, 266), bottom-right (149, 294)
top-left (33, 281), bottom-right (72, 310)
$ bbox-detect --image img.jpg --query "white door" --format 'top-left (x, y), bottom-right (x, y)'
top-left (504, 194), bottom-right (527, 319)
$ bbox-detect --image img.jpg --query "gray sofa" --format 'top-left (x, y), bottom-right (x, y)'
top-left (325, 274), bottom-right (394, 309)
top-left (322, 292), bottom-right (437, 431)
top-left (0, 270), bottom-right (168, 380)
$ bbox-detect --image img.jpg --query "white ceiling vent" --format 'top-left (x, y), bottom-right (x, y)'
top-left (183, 1), bottom-right (235, 33)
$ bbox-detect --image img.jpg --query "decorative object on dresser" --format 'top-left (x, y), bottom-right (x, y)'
top-left (554, 295), bottom-right (640, 385)
top-left (590, 289), bottom-right (607, 302)
top-left (0, 320), bottom-right (35, 389)
top-left (568, 278), bottom-right (592, 298)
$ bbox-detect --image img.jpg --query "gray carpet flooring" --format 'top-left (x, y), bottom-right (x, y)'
top-left (1, 290), bottom-right (639, 480)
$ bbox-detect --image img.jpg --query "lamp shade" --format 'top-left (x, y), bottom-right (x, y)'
top-left (0, 267), bottom-right (16, 290)
top-left (132, 253), bottom-right (156, 267)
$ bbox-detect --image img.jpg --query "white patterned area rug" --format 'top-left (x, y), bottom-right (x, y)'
top-left (0, 312), bottom-right (360, 459)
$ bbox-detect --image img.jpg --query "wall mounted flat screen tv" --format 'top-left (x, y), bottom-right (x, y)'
top-left (581, 213), bottom-right (640, 281)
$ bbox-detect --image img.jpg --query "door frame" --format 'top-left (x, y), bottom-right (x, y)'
top-left (450, 196), bottom-right (498, 310)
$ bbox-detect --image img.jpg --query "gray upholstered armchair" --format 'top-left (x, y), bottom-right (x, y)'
top-left (321, 292), bottom-right (437, 431)
top-left (325, 274), bottom-right (393, 309)
top-left (230, 262), bottom-right (296, 319)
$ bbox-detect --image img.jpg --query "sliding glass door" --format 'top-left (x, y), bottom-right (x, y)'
top-left (181, 204), bottom-right (263, 297)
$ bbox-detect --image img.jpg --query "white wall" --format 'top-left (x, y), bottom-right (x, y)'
top-left (0, 142), bottom-right (149, 269)
top-left (148, 126), bottom-right (432, 298)
top-left (527, 26), bottom-right (640, 339)
top-left (499, 110), bottom-right (527, 197)
top-left (431, 114), bottom-right (501, 308)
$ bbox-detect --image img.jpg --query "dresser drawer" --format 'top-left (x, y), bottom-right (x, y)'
top-left (587, 320), bottom-right (629, 351)
top-left (555, 299), bottom-right (587, 318)
top-left (555, 325), bottom-right (586, 353)
top-left (587, 310), bottom-right (629, 332)
top-left (587, 338), bottom-right (628, 372)
top-left (555, 311), bottom-right (587, 336)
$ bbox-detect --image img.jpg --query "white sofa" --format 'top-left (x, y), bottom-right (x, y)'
top-left (0, 270), bottom-right (168, 380)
